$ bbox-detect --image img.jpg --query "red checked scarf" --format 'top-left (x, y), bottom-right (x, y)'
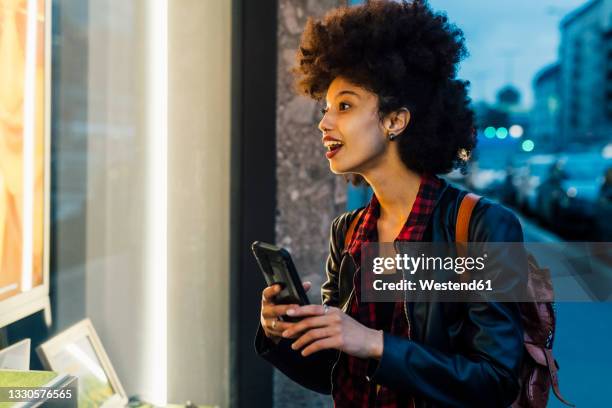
top-left (332, 174), bottom-right (443, 408)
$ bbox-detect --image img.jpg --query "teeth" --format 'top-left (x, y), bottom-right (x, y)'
top-left (324, 141), bottom-right (344, 151)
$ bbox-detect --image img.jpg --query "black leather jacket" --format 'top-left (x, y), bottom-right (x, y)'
top-left (255, 182), bottom-right (525, 408)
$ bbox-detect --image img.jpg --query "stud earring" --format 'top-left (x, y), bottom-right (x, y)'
top-left (388, 132), bottom-right (397, 141)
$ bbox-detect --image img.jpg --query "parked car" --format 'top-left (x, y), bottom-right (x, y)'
top-left (469, 167), bottom-right (507, 196)
top-left (536, 153), bottom-right (611, 233)
top-left (499, 156), bottom-right (530, 207)
top-left (594, 167), bottom-right (612, 241)
top-left (514, 154), bottom-right (557, 215)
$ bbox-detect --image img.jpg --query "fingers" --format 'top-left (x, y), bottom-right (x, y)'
top-left (282, 313), bottom-right (338, 339)
top-left (285, 304), bottom-right (330, 318)
top-left (263, 281), bottom-right (312, 303)
top-left (261, 284), bottom-right (282, 304)
top-left (301, 337), bottom-right (341, 357)
top-left (262, 317), bottom-right (291, 336)
top-left (290, 327), bottom-right (338, 351)
top-left (261, 283), bottom-right (327, 341)
top-left (261, 302), bottom-right (300, 339)
top-left (261, 285), bottom-right (294, 339)
top-left (261, 303), bottom-right (299, 320)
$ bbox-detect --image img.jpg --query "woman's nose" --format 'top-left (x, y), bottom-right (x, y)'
top-left (318, 112), bottom-right (333, 133)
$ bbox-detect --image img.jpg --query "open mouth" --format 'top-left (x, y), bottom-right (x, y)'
top-left (324, 141), bottom-right (344, 152)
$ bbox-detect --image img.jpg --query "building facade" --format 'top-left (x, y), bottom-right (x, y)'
top-left (531, 63), bottom-right (561, 152)
top-left (559, 0), bottom-right (612, 147)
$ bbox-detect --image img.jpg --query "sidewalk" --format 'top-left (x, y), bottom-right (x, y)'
top-left (517, 215), bottom-right (612, 407)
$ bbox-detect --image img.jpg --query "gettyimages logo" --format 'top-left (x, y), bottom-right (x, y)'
top-left (372, 253), bottom-right (488, 275)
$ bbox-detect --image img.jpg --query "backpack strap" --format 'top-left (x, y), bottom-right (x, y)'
top-left (545, 347), bottom-right (576, 406)
top-left (344, 208), bottom-right (365, 250)
top-left (456, 193), bottom-right (481, 284)
top-left (455, 192), bottom-right (481, 246)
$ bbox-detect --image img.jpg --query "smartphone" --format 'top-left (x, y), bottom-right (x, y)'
top-left (251, 241), bottom-right (310, 321)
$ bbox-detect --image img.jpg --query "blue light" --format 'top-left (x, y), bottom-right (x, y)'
top-left (484, 127), bottom-right (496, 138)
top-left (522, 139), bottom-right (535, 152)
top-left (496, 127), bottom-right (508, 139)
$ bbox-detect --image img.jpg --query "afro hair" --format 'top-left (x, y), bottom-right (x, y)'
top-left (294, 0), bottom-right (476, 182)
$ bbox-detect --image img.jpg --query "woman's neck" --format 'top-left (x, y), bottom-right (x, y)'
top-left (364, 164), bottom-right (422, 223)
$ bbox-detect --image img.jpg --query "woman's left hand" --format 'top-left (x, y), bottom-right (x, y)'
top-left (281, 304), bottom-right (383, 359)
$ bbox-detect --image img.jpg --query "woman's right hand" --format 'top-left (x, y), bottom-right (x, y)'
top-left (260, 282), bottom-right (312, 344)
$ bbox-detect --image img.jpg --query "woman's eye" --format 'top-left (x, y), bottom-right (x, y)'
top-left (339, 102), bottom-right (350, 111)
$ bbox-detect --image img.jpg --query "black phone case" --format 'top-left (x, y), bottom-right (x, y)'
top-left (251, 241), bottom-right (310, 322)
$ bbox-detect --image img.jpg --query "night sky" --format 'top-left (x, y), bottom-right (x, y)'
top-left (427, 0), bottom-right (587, 108)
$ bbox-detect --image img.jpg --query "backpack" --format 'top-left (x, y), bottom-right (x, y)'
top-left (343, 193), bottom-right (574, 407)
top-left (456, 193), bottom-right (573, 408)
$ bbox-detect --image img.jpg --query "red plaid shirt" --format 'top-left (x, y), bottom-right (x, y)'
top-left (332, 174), bottom-right (443, 408)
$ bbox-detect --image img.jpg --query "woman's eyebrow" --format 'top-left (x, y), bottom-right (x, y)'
top-left (326, 89), bottom-right (361, 105)
top-left (335, 90), bottom-right (360, 98)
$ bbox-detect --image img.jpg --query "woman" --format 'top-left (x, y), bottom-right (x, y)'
top-left (256, 1), bottom-right (525, 407)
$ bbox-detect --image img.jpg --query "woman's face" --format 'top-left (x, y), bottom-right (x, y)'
top-left (318, 77), bottom-right (389, 175)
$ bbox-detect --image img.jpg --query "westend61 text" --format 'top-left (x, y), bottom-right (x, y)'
top-left (373, 279), bottom-right (493, 292)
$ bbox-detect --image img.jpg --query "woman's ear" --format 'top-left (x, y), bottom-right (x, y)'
top-left (383, 108), bottom-right (411, 136)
